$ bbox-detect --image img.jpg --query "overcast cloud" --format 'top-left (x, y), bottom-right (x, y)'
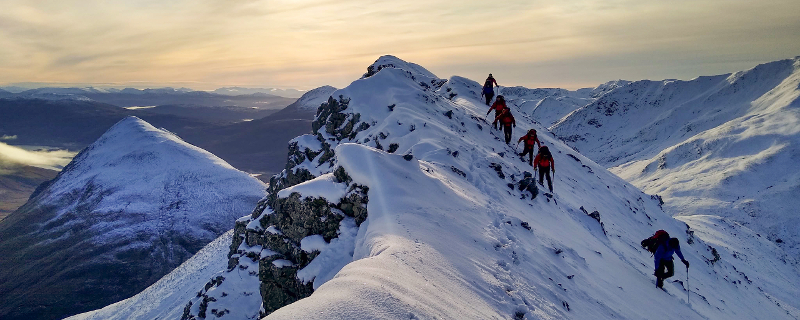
top-left (0, 0), bottom-right (798, 90)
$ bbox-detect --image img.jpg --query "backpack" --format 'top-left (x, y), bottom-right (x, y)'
top-left (641, 230), bottom-right (669, 254)
top-left (525, 131), bottom-right (538, 145)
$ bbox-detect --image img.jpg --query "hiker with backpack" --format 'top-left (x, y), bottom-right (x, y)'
top-left (641, 230), bottom-right (690, 289)
top-left (492, 108), bottom-right (516, 144)
top-left (517, 129), bottom-right (542, 166)
top-left (533, 146), bottom-right (554, 192)
top-left (486, 95), bottom-right (508, 129)
top-left (482, 74), bottom-right (499, 105)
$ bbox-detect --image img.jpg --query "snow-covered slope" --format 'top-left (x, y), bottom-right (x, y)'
top-left (68, 230), bottom-right (235, 320)
top-left (0, 116), bottom-right (265, 320)
top-left (288, 85), bottom-right (337, 111)
top-left (500, 86), bottom-right (591, 128)
top-left (551, 57), bottom-right (800, 261)
top-left (76, 57), bottom-right (799, 320)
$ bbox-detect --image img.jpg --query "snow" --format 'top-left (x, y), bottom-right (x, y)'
top-left (66, 230), bottom-right (235, 320)
top-left (297, 218), bottom-right (360, 288)
top-left (552, 57), bottom-right (800, 260)
top-left (266, 226), bottom-right (283, 235)
top-left (277, 173), bottom-right (348, 202)
top-left (263, 56), bottom-right (799, 319)
top-left (35, 116), bottom-right (266, 245)
top-left (272, 259), bottom-right (294, 268)
top-left (549, 57), bottom-right (800, 318)
top-left (290, 85), bottom-right (337, 111)
top-left (76, 56), bottom-right (800, 320)
top-left (301, 235), bottom-right (328, 252)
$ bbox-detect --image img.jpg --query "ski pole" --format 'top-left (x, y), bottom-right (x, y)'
top-left (687, 266), bottom-right (690, 305)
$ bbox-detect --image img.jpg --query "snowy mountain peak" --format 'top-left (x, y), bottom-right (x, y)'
top-left (0, 116), bottom-right (265, 320)
top-left (363, 55), bottom-right (441, 81)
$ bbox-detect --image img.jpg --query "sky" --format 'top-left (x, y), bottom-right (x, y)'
top-left (1, 0), bottom-right (799, 90)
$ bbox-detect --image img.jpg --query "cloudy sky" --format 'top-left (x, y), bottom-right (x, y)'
top-left (1, 0), bottom-right (798, 90)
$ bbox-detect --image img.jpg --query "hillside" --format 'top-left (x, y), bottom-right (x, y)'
top-left (551, 57), bottom-right (800, 261)
top-left (0, 164), bottom-right (58, 220)
top-left (72, 56), bottom-right (799, 320)
top-left (0, 117), bottom-right (265, 320)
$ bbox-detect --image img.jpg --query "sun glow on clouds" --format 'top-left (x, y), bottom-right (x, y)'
top-left (0, 0), bottom-right (798, 90)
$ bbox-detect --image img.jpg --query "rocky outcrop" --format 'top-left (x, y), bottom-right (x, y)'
top-left (182, 92), bottom-right (375, 318)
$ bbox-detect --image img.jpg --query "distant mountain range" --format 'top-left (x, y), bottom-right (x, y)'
top-left (0, 86), bottom-right (335, 176)
top-left (212, 87), bottom-right (306, 98)
top-left (0, 86), bottom-right (297, 109)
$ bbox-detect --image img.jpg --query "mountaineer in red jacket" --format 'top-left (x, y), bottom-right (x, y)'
top-left (534, 146), bottom-right (555, 192)
top-left (486, 95), bottom-right (507, 129)
top-left (517, 129), bottom-right (541, 166)
top-left (493, 108), bottom-right (516, 144)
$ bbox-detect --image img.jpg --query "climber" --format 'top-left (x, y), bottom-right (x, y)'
top-left (653, 237), bottom-right (689, 289)
top-left (493, 108), bottom-right (516, 144)
top-left (481, 73), bottom-right (499, 105)
top-left (486, 95), bottom-right (507, 129)
top-left (517, 129), bottom-right (542, 166)
top-left (533, 146), bottom-right (554, 192)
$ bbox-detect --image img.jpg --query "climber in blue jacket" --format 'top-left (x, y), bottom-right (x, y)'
top-left (654, 237), bottom-right (689, 288)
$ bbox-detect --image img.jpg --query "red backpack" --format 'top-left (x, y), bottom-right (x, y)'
top-left (641, 230), bottom-right (669, 254)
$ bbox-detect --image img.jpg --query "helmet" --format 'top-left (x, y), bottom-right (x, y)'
top-left (489, 73), bottom-right (493, 77)
top-left (497, 95), bottom-right (504, 101)
top-left (528, 129), bottom-right (536, 135)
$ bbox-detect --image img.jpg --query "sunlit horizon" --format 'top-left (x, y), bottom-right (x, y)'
top-left (2, 0), bottom-right (799, 91)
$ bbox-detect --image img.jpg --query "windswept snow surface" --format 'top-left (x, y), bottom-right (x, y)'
top-left (66, 230), bottom-right (235, 320)
top-left (78, 56), bottom-right (800, 320)
top-left (263, 56), bottom-right (799, 319)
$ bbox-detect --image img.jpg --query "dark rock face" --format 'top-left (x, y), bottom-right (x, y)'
top-left (183, 93), bottom-right (376, 318)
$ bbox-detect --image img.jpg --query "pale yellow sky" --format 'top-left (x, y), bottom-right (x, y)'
top-left (1, 0), bottom-right (798, 90)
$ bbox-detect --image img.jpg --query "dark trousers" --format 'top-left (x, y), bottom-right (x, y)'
top-left (656, 259), bottom-right (675, 279)
top-left (485, 92), bottom-right (494, 105)
top-left (502, 125), bottom-right (512, 144)
top-left (538, 165), bottom-right (552, 192)
top-left (520, 144), bottom-right (534, 166)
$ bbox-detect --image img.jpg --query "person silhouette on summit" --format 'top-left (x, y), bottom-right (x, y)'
top-left (482, 74), bottom-right (499, 105)
top-left (517, 129), bottom-right (541, 166)
top-left (493, 108), bottom-right (516, 144)
top-left (534, 146), bottom-right (555, 192)
top-left (486, 95), bottom-right (507, 129)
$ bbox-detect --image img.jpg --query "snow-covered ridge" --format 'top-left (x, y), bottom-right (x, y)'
top-left (74, 57), bottom-right (800, 320)
top-left (290, 85), bottom-right (337, 111)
